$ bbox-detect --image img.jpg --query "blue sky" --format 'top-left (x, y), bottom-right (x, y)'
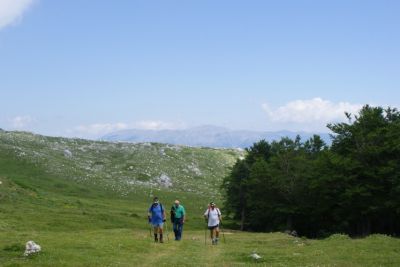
top-left (1, 0), bottom-right (399, 139)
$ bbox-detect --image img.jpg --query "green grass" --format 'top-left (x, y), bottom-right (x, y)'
top-left (1, 131), bottom-right (400, 266)
top-left (2, 230), bottom-right (400, 266)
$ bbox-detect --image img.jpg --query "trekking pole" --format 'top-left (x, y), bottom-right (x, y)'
top-left (148, 217), bottom-right (152, 238)
top-left (220, 222), bottom-right (226, 244)
top-left (149, 223), bottom-right (152, 238)
top-left (165, 221), bottom-right (170, 242)
top-left (204, 223), bottom-right (208, 245)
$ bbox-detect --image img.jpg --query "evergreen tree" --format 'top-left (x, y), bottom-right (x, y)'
top-left (222, 159), bottom-right (250, 230)
top-left (223, 105), bottom-right (400, 236)
top-left (328, 105), bottom-right (400, 235)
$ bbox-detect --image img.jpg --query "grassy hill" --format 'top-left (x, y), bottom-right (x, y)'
top-left (0, 130), bottom-right (242, 195)
top-left (1, 130), bottom-right (400, 266)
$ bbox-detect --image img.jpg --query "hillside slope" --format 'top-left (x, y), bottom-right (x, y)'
top-left (0, 131), bottom-right (243, 196)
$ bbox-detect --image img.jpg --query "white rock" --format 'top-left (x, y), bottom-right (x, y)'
top-left (64, 149), bottom-right (72, 157)
top-left (159, 148), bottom-right (166, 156)
top-left (250, 252), bottom-right (262, 260)
top-left (188, 163), bottom-right (202, 176)
top-left (24, 241), bottom-right (41, 256)
top-left (156, 174), bottom-right (173, 188)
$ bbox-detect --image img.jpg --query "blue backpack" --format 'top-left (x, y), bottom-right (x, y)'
top-left (150, 203), bottom-right (164, 213)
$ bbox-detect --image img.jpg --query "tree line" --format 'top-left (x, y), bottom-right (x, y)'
top-left (222, 105), bottom-right (400, 237)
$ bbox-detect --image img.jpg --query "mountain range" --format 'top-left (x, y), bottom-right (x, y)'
top-left (102, 125), bottom-right (332, 148)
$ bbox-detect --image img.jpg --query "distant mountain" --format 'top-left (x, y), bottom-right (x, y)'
top-left (102, 125), bottom-right (332, 148)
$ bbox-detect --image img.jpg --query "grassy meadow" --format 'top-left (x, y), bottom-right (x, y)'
top-left (2, 228), bottom-right (400, 266)
top-left (1, 131), bottom-right (400, 266)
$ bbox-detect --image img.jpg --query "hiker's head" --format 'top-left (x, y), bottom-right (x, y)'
top-left (174, 200), bottom-right (180, 207)
top-left (153, 197), bottom-right (159, 204)
top-left (210, 202), bottom-right (216, 208)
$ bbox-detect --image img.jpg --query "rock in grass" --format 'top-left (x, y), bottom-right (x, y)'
top-left (64, 149), bottom-right (73, 158)
top-left (250, 252), bottom-right (262, 260)
top-left (24, 241), bottom-right (41, 256)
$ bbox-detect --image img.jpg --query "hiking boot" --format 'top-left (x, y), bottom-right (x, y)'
top-left (215, 238), bottom-right (219, 245)
top-left (212, 239), bottom-right (216, 245)
top-left (154, 234), bottom-right (158, 242)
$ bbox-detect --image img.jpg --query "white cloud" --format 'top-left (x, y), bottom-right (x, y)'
top-left (69, 120), bottom-right (186, 139)
top-left (262, 98), bottom-right (363, 132)
top-left (72, 123), bottom-right (129, 137)
top-left (10, 115), bottom-right (34, 129)
top-left (134, 120), bottom-right (185, 130)
top-left (0, 0), bottom-right (35, 30)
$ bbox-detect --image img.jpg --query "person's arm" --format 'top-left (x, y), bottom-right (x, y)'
top-left (182, 207), bottom-right (186, 223)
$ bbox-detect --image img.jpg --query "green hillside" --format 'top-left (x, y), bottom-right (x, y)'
top-left (1, 130), bottom-right (400, 266)
top-left (0, 131), bottom-right (242, 195)
top-left (0, 130), bottom-right (243, 229)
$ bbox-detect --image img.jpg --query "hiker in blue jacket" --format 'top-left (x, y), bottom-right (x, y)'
top-left (148, 197), bottom-right (166, 243)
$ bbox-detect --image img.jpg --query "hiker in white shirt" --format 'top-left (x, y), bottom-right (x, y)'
top-left (204, 202), bottom-right (222, 245)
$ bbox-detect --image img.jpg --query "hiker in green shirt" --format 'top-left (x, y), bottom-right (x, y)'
top-left (170, 199), bottom-right (185, 241)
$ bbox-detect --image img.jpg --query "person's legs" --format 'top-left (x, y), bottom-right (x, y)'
top-left (210, 228), bottom-right (215, 244)
top-left (212, 227), bottom-right (218, 244)
top-left (207, 225), bottom-right (219, 244)
top-left (153, 226), bottom-right (159, 242)
top-left (159, 225), bottom-right (164, 243)
top-left (173, 221), bottom-right (179, 240)
top-left (215, 226), bottom-right (220, 244)
top-left (177, 222), bottom-right (183, 240)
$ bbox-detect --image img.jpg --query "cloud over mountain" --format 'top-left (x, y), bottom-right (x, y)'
top-left (262, 98), bottom-right (363, 131)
